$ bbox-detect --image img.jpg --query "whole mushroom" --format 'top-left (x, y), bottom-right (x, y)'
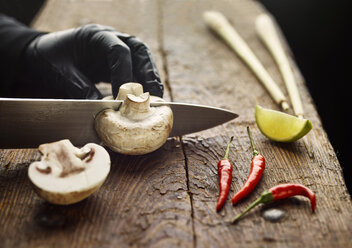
top-left (94, 82), bottom-right (173, 155)
top-left (28, 139), bottom-right (110, 205)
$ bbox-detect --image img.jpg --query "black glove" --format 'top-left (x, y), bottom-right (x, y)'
top-left (0, 14), bottom-right (163, 99)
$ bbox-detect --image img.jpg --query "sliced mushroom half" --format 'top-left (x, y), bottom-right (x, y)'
top-left (95, 82), bottom-right (173, 155)
top-left (28, 139), bottom-right (111, 205)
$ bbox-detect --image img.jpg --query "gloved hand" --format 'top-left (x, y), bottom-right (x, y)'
top-left (17, 24), bottom-right (163, 99)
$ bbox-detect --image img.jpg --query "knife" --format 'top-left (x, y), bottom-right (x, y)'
top-left (0, 98), bottom-right (238, 148)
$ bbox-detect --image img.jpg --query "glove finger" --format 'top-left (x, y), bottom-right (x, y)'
top-left (86, 30), bottom-right (134, 98)
top-left (40, 67), bottom-right (102, 99)
top-left (18, 69), bottom-right (103, 99)
top-left (76, 27), bottom-right (158, 97)
top-left (19, 44), bottom-right (102, 99)
top-left (63, 68), bottom-right (103, 99)
top-left (105, 35), bottom-right (134, 98)
top-left (118, 36), bottom-right (163, 98)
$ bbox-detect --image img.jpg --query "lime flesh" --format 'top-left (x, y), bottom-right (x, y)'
top-left (255, 105), bottom-right (313, 142)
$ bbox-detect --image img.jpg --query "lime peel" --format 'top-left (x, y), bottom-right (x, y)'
top-left (255, 105), bottom-right (312, 142)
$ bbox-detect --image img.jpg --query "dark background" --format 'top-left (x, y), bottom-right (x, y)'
top-left (1, 0), bottom-right (351, 193)
top-left (258, 0), bottom-right (351, 194)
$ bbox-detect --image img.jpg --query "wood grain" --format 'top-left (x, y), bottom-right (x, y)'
top-left (1, 1), bottom-right (190, 247)
top-left (0, 0), bottom-right (351, 247)
top-left (161, 0), bottom-right (352, 247)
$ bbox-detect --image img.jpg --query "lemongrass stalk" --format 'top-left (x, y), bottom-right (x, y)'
top-left (256, 14), bottom-right (304, 118)
top-left (203, 11), bottom-right (289, 111)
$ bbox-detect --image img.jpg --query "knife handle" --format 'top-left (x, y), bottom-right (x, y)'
top-left (203, 11), bottom-right (289, 111)
top-left (256, 14), bottom-right (304, 118)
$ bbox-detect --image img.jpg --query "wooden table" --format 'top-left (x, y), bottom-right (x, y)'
top-left (1, 0), bottom-right (351, 247)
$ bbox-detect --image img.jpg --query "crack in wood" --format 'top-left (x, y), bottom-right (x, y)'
top-left (180, 137), bottom-right (197, 248)
top-left (157, 1), bottom-right (196, 247)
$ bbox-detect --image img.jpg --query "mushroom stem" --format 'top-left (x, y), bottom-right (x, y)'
top-left (117, 82), bottom-right (144, 100)
top-left (119, 93), bottom-right (154, 121)
top-left (38, 139), bottom-right (87, 177)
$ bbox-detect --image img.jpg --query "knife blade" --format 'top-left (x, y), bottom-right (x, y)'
top-left (0, 98), bottom-right (238, 148)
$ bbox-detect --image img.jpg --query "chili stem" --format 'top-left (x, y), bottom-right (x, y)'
top-left (223, 136), bottom-right (234, 160)
top-left (247, 127), bottom-right (259, 156)
top-left (232, 191), bottom-right (273, 223)
top-left (232, 195), bottom-right (263, 223)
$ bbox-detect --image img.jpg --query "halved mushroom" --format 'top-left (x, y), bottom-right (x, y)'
top-left (28, 139), bottom-right (110, 205)
top-left (94, 82), bottom-right (173, 155)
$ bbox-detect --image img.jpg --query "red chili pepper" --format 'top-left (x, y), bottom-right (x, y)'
top-left (232, 183), bottom-right (316, 223)
top-left (232, 127), bottom-right (265, 205)
top-left (216, 136), bottom-right (234, 212)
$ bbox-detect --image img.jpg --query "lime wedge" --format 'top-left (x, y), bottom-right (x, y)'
top-left (255, 105), bottom-right (313, 142)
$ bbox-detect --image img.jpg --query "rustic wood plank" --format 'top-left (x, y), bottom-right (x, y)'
top-left (161, 0), bottom-right (352, 247)
top-left (1, 0), bottom-right (352, 247)
top-left (0, 0), bottom-right (192, 247)
top-left (0, 141), bottom-right (193, 248)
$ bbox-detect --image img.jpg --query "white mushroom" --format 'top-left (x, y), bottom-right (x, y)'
top-left (28, 139), bottom-right (110, 205)
top-left (94, 82), bottom-right (173, 155)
